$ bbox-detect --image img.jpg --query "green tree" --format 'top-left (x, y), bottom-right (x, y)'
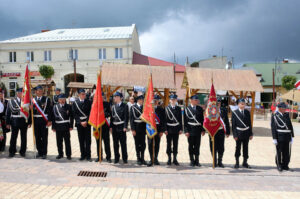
top-left (281, 75), bottom-right (297, 90)
top-left (191, 62), bottom-right (199, 68)
top-left (39, 65), bottom-right (54, 95)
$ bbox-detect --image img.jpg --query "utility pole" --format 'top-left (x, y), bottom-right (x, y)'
top-left (73, 59), bottom-right (77, 82)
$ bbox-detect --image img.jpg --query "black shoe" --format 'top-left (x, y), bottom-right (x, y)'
top-left (147, 161), bottom-right (153, 167)
top-left (137, 158), bottom-right (142, 165)
top-left (242, 162), bottom-right (251, 169)
top-left (234, 163), bottom-right (239, 169)
top-left (141, 159), bottom-right (147, 165)
top-left (79, 157), bottom-right (85, 161)
top-left (67, 156), bottom-right (72, 160)
top-left (114, 159), bottom-right (119, 164)
top-left (173, 159), bottom-right (179, 166)
top-left (218, 162), bottom-right (224, 168)
top-left (277, 166), bottom-right (283, 172)
top-left (107, 159), bottom-right (112, 163)
top-left (20, 153), bottom-right (26, 157)
top-left (123, 160), bottom-right (128, 164)
top-left (167, 159), bottom-right (171, 165)
top-left (234, 159), bottom-right (239, 169)
top-left (42, 155), bottom-right (47, 159)
top-left (86, 157), bottom-right (92, 162)
top-left (194, 161), bottom-right (201, 167)
top-left (154, 159), bottom-right (160, 165)
top-left (190, 161), bottom-right (195, 167)
top-left (36, 154), bottom-right (42, 158)
top-left (8, 153), bottom-right (14, 158)
top-left (282, 166), bottom-right (290, 171)
top-left (56, 155), bottom-right (63, 159)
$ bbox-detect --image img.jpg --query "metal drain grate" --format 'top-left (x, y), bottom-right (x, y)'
top-left (77, 171), bottom-right (107, 178)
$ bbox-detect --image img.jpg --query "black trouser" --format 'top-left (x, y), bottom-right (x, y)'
top-left (276, 140), bottom-right (290, 168)
top-left (188, 134), bottom-right (201, 160)
top-left (96, 124), bottom-right (111, 160)
top-left (209, 131), bottom-right (225, 162)
top-left (112, 126), bottom-right (127, 161)
top-left (0, 132), bottom-right (6, 151)
top-left (77, 125), bottom-right (91, 158)
top-left (34, 118), bottom-right (48, 156)
top-left (56, 130), bottom-right (71, 157)
top-left (133, 130), bottom-right (146, 159)
top-left (166, 133), bottom-right (179, 155)
top-left (9, 123), bottom-right (28, 155)
top-left (148, 134), bottom-right (161, 160)
top-left (235, 138), bottom-right (249, 160)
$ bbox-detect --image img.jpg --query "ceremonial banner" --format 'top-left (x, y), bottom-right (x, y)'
top-left (203, 83), bottom-right (222, 137)
top-left (140, 75), bottom-right (157, 138)
top-left (20, 65), bottom-right (31, 121)
top-left (88, 72), bottom-right (106, 139)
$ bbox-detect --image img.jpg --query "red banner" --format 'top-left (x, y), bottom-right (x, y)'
top-left (203, 83), bottom-right (222, 138)
top-left (20, 65), bottom-right (31, 121)
top-left (88, 72), bottom-right (105, 139)
top-left (140, 75), bottom-right (157, 138)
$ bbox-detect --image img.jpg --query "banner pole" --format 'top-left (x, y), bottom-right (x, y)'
top-left (28, 64), bottom-right (36, 158)
top-left (212, 136), bottom-right (215, 169)
top-left (152, 136), bottom-right (155, 165)
top-left (99, 127), bottom-right (102, 163)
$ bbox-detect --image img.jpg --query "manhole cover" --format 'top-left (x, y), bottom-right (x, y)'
top-left (77, 171), bottom-right (107, 178)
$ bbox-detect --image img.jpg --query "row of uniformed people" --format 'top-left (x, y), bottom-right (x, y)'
top-left (1, 86), bottom-right (294, 170)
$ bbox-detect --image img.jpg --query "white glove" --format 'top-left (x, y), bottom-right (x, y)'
top-left (273, 139), bottom-right (278, 145)
top-left (290, 138), bottom-right (293, 144)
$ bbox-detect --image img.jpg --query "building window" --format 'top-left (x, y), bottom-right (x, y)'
top-left (9, 52), bottom-right (16, 63)
top-left (44, 50), bottom-right (52, 61)
top-left (69, 49), bottom-right (78, 60)
top-left (99, 48), bottom-right (106, 60)
top-left (26, 51), bottom-right (34, 62)
top-left (115, 48), bottom-right (123, 59)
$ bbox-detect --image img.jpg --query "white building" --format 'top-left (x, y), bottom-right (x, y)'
top-left (0, 24), bottom-right (141, 97)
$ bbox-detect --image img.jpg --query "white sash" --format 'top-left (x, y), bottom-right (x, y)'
top-left (185, 106), bottom-right (201, 126)
top-left (55, 105), bottom-right (65, 121)
top-left (74, 100), bottom-right (87, 119)
top-left (166, 106), bottom-right (179, 124)
top-left (232, 110), bottom-right (248, 129)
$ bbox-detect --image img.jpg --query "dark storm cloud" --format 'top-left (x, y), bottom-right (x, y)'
top-left (0, 0), bottom-right (299, 65)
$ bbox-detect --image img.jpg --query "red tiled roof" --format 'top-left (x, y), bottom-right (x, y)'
top-left (132, 51), bottom-right (185, 73)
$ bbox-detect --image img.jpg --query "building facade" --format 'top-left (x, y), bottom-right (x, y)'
top-left (0, 24), bottom-right (141, 97)
top-left (243, 61), bottom-right (300, 107)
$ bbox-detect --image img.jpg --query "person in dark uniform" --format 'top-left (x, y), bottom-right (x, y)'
top-left (184, 95), bottom-right (205, 167)
top-left (72, 89), bottom-right (92, 161)
top-left (52, 93), bottom-right (74, 160)
top-left (0, 89), bottom-right (9, 151)
top-left (52, 88), bottom-right (61, 105)
top-left (95, 92), bottom-right (112, 163)
top-left (208, 97), bottom-right (230, 167)
top-left (147, 94), bottom-right (165, 167)
top-left (232, 98), bottom-right (253, 169)
top-left (271, 102), bottom-right (294, 171)
top-left (110, 91), bottom-right (129, 164)
top-left (33, 85), bottom-right (52, 159)
top-left (165, 94), bottom-right (182, 166)
top-left (6, 88), bottom-right (31, 157)
top-left (130, 95), bottom-right (147, 165)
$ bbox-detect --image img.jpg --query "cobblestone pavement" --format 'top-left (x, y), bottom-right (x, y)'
top-left (0, 120), bottom-right (299, 199)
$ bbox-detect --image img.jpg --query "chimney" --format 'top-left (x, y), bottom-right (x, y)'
top-left (41, 29), bottom-right (50, 33)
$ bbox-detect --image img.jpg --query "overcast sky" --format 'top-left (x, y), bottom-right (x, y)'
top-left (1, 0), bottom-right (300, 66)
